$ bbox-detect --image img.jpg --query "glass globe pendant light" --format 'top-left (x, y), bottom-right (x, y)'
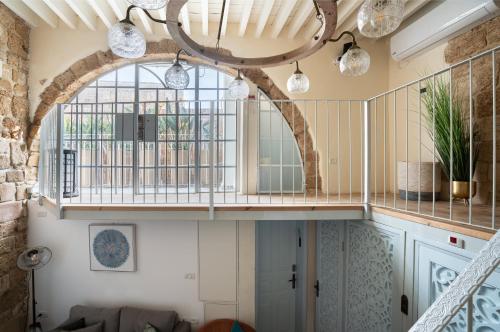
top-left (287, 61), bottom-right (310, 94)
top-left (357, 0), bottom-right (404, 38)
top-left (108, 18), bottom-right (146, 59)
top-left (228, 69), bottom-right (250, 99)
top-left (127, 0), bottom-right (167, 10)
top-left (165, 50), bottom-right (190, 89)
top-left (339, 44), bottom-right (371, 77)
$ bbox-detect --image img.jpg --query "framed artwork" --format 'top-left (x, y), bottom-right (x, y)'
top-left (89, 224), bottom-right (136, 272)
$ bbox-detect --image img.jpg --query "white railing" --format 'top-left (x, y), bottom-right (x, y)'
top-left (409, 231), bottom-right (500, 332)
top-left (38, 47), bottom-right (499, 232)
top-left (40, 97), bottom-right (368, 206)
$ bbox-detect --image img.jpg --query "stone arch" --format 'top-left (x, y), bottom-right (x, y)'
top-left (29, 39), bottom-right (321, 192)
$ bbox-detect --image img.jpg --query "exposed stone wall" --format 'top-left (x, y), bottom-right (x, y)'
top-left (29, 40), bottom-right (322, 192)
top-left (444, 15), bottom-right (500, 204)
top-left (0, 3), bottom-right (32, 331)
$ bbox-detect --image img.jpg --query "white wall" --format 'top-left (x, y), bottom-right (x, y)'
top-left (27, 201), bottom-right (255, 330)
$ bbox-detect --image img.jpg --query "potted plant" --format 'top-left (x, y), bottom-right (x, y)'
top-left (422, 78), bottom-right (480, 206)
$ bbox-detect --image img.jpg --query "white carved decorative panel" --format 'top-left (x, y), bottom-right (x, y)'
top-left (316, 221), bottom-right (344, 332)
top-left (345, 222), bottom-right (404, 332)
top-left (430, 263), bottom-right (500, 332)
top-left (416, 240), bottom-right (500, 332)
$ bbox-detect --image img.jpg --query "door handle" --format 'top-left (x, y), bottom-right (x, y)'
top-left (288, 273), bottom-right (296, 289)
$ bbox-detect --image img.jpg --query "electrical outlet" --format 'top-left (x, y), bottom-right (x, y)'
top-left (184, 273), bottom-right (196, 280)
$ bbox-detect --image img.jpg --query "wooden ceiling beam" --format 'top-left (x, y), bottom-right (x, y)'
top-left (88, 0), bottom-right (116, 29)
top-left (220, 0), bottom-right (230, 36)
top-left (42, 0), bottom-right (78, 29)
top-left (201, 0), bottom-right (208, 36)
top-left (238, 0), bottom-right (254, 37)
top-left (287, 0), bottom-right (313, 39)
top-left (254, 0), bottom-right (274, 38)
top-left (0, 0), bottom-right (41, 27)
top-left (65, 0), bottom-right (96, 30)
top-left (180, 4), bottom-right (191, 35)
top-left (270, 0), bottom-right (298, 39)
top-left (21, 0), bottom-right (58, 28)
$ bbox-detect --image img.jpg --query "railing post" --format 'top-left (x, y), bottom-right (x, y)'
top-left (209, 101), bottom-right (215, 220)
top-left (56, 104), bottom-right (63, 219)
top-left (466, 296), bottom-right (473, 332)
top-left (363, 100), bottom-right (371, 218)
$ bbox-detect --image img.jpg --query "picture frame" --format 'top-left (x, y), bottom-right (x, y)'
top-left (89, 224), bottom-right (136, 272)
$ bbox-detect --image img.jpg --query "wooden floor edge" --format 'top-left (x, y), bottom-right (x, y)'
top-left (371, 206), bottom-right (496, 241)
top-left (61, 204), bottom-right (364, 212)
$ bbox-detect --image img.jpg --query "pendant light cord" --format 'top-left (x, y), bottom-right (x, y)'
top-left (216, 0), bottom-right (227, 52)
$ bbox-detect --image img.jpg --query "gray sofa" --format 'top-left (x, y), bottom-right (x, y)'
top-left (51, 305), bottom-right (191, 332)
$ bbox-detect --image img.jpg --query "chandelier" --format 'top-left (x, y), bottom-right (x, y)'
top-left (108, 0), bottom-right (404, 98)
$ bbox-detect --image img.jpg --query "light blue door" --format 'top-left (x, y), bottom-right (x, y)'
top-left (256, 221), bottom-right (303, 332)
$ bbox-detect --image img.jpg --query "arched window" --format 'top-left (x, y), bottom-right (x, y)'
top-left (63, 61), bottom-right (237, 203)
top-left (257, 92), bottom-right (304, 193)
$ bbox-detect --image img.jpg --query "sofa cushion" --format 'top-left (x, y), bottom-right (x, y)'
top-left (70, 322), bottom-right (104, 332)
top-left (70, 305), bottom-right (120, 332)
top-left (143, 323), bottom-right (159, 332)
top-left (119, 307), bottom-right (179, 332)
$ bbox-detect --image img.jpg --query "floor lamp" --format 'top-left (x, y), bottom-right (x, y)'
top-left (17, 246), bottom-right (52, 332)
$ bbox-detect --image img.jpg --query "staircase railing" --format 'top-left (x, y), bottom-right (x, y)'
top-left (409, 231), bottom-right (500, 332)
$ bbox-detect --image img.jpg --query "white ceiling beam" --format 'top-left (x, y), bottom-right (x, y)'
top-left (42, 0), bottom-right (78, 29)
top-left (270, 0), bottom-right (298, 38)
top-left (254, 0), bottom-right (274, 38)
top-left (65, 0), bottom-right (96, 30)
top-left (238, 0), bottom-right (254, 37)
top-left (136, 9), bottom-right (153, 34)
top-left (336, 0), bottom-right (364, 28)
top-left (107, 0), bottom-right (125, 19)
top-left (220, 0), bottom-right (230, 36)
top-left (303, 14), bottom-right (322, 40)
top-left (287, 1), bottom-right (313, 39)
top-left (180, 4), bottom-right (190, 35)
top-left (0, 0), bottom-right (41, 27)
top-left (201, 0), bottom-right (208, 36)
top-left (88, 0), bottom-right (116, 28)
top-left (21, 0), bottom-right (58, 28)
top-left (156, 7), bottom-right (169, 36)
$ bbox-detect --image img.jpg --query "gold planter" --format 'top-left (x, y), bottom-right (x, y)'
top-left (452, 181), bottom-right (477, 206)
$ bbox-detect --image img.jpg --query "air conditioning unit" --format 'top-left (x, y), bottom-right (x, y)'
top-left (390, 0), bottom-right (500, 61)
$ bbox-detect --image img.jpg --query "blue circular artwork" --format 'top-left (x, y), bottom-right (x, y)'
top-left (93, 229), bottom-right (130, 268)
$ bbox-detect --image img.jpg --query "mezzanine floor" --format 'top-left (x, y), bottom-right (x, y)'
top-left (58, 189), bottom-right (498, 232)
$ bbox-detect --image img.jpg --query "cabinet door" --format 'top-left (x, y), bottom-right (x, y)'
top-left (416, 242), bottom-right (500, 331)
top-left (344, 221), bottom-right (405, 332)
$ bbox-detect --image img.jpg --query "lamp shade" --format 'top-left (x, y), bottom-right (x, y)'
top-left (228, 76), bottom-right (250, 99)
top-left (339, 46), bottom-right (371, 76)
top-left (357, 0), bottom-right (404, 38)
top-left (108, 21), bottom-right (146, 59)
top-left (287, 72), bottom-right (310, 94)
top-left (17, 247), bottom-right (52, 271)
top-left (127, 0), bottom-right (167, 10)
top-left (165, 62), bottom-right (190, 89)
